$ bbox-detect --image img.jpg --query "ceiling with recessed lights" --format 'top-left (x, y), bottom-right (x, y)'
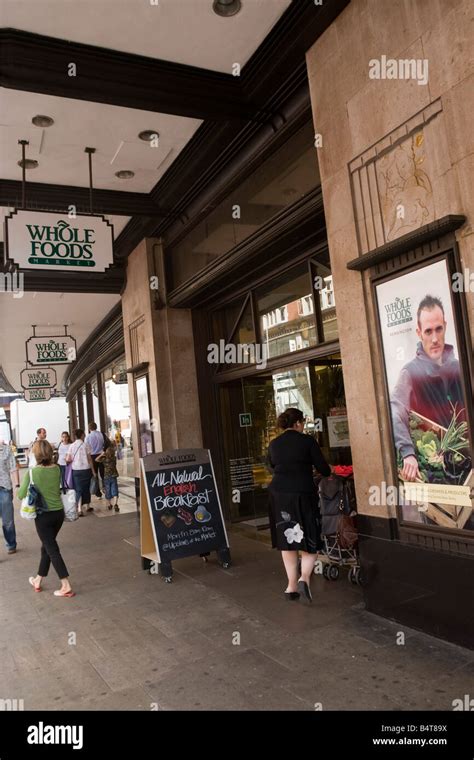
top-left (0, 89), bottom-right (202, 192)
top-left (1, 0), bottom-right (291, 73)
top-left (0, 0), bottom-right (293, 393)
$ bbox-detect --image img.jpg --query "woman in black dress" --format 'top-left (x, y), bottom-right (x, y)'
top-left (267, 407), bottom-right (331, 602)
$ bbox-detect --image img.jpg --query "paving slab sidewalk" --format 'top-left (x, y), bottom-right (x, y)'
top-left (0, 500), bottom-right (472, 711)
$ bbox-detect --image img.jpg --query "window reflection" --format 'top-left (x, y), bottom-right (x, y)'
top-left (316, 264), bottom-right (338, 341)
top-left (168, 122), bottom-right (320, 290)
top-left (257, 264), bottom-right (317, 359)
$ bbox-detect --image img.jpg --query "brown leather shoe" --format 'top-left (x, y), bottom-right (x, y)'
top-left (7, 548), bottom-right (17, 555)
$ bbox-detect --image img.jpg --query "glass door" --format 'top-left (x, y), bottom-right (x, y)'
top-left (218, 356), bottom-right (353, 528)
top-left (309, 356), bottom-right (352, 466)
top-left (218, 362), bottom-right (316, 525)
top-left (241, 374), bottom-right (277, 522)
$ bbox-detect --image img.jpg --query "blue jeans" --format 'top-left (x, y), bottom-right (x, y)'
top-left (72, 468), bottom-right (92, 506)
top-left (0, 487), bottom-right (17, 551)
top-left (103, 476), bottom-right (118, 500)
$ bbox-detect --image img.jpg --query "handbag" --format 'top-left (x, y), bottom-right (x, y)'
top-left (337, 513), bottom-right (358, 550)
top-left (63, 462), bottom-right (74, 489)
top-left (20, 469), bottom-right (48, 519)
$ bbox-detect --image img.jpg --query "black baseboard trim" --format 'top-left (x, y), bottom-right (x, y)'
top-left (357, 516), bottom-right (474, 650)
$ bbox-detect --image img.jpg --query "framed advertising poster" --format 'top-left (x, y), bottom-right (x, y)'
top-left (327, 415), bottom-right (350, 448)
top-left (375, 258), bottom-right (473, 532)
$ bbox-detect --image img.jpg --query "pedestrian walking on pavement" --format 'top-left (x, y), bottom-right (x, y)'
top-left (0, 437), bottom-right (20, 555)
top-left (18, 440), bottom-right (74, 597)
top-left (66, 429), bottom-right (95, 516)
top-left (85, 422), bottom-right (106, 498)
top-left (95, 439), bottom-right (120, 512)
top-left (267, 408), bottom-right (331, 603)
top-left (57, 431), bottom-right (72, 489)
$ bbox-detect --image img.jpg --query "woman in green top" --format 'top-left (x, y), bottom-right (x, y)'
top-left (18, 440), bottom-right (75, 597)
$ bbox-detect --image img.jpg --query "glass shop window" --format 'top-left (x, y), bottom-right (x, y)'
top-left (167, 121), bottom-right (320, 290)
top-left (256, 263), bottom-right (317, 360)
top-left (316, 264), bottom-right (339, 342)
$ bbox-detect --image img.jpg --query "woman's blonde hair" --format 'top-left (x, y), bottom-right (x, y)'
top-left (32, 440), bottom-right (54, 466)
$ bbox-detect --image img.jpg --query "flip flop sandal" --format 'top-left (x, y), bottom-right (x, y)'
top-left (29, 577), bottom-right (42, 592)
top-left (53, 590), bottom-right (76, 598)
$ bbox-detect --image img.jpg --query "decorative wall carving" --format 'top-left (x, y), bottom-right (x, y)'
top-left (129, 316), bottom-right (146, 367)
top-left (377, 131), bottom-right (433, 241)
top-left (349, 99), bottom-right (442, 254)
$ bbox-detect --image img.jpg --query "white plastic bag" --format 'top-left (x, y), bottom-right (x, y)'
top-left (20, 469), bottom-right (36, 520)
top-left (62, 489), bottom-right (78, 522)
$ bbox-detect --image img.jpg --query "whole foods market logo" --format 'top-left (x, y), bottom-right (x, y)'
top-left (27, 220), bottom-right (96, 267)
top-left (25, 371), bottom-right (53, 388)
top-left (384, 297), bottom-right (412, 328)
top-left (34, 340), bottom-right (68, 362)
top-left (24, 388), bottom-right (51, 402)
top-left (5, 210), bottom-right (113, 273)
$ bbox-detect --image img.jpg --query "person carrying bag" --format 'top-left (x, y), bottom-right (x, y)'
top-left (66, 430), bottom-right (94, 516)
top-left (18, 440), bottom-right (75, 597)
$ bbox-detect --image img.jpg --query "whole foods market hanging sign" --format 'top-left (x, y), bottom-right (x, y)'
top-left (26, 335), bottom-right (77, 365)
top-left (5, 210), bottom-right (114, 271)
top-left (20, 367), bottom-right (57, 390)
top-left (24, 388), bottom-right (51, 402)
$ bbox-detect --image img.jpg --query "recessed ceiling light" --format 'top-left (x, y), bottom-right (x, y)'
top-left (213, 0), bottom-right (241, 17)
top-left (138, 130), bottom-right (160, 142)
top-left (32, 115), bottom-right (55, 128)
top-left (115, 170), bottom-right (135, 179)
top-left (17, 159), bottom-right (39, 169)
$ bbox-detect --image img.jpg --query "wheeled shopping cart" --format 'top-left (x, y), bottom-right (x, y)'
top-left (315, 468), bottom-right (363, 585)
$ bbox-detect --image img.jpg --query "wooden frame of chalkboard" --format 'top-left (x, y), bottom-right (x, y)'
top-left (140, 448), bottom-right (231, 581)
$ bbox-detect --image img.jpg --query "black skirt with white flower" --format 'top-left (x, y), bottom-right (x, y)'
top-left (268, 489), bottom-right (323, 553)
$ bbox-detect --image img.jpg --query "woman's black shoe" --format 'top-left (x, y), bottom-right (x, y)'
top-left (284, 591), bottom-right (300, 601)
top-left (297, 580), bottom-right (313, 603)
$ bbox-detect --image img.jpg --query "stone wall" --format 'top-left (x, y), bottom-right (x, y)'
top-left (306, 0), bottom-right (473, 518)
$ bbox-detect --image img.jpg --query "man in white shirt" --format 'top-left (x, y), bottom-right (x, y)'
top-left (28, 427), bottom-right (47, 468)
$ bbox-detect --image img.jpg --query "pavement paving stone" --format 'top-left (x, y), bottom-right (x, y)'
top-left (1, 507), bottom-right (472, 710)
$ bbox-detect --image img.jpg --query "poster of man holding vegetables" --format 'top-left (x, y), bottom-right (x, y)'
top-left (376, 259), bottom-right (473, 531)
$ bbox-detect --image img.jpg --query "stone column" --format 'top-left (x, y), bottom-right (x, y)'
top-left (121, 237), bottom-right (202, 480)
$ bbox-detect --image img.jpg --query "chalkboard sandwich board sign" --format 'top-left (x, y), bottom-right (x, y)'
top-left (140, 449), bottom-right (231, 581)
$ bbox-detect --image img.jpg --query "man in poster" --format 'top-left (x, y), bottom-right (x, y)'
top-left (390, 295), bottom-right (465, 482)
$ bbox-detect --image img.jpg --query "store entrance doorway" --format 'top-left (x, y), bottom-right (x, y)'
top-left (218, 355), bottom-right (352, 530)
